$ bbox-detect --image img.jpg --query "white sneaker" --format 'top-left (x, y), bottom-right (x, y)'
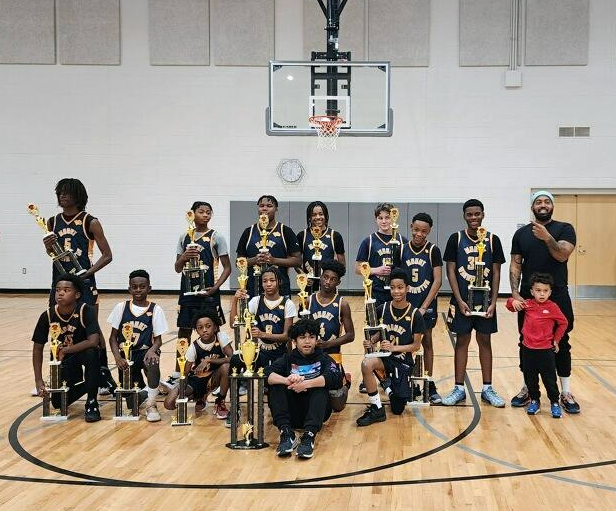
top-left (98, 387), bottom-right (111, 396)
top-left (30, 387), bottom-right (38, 397)
top-left (145, 399), bottom-right (161, 422)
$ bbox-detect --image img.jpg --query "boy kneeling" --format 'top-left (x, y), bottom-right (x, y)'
top-left (265, 318), bottom-right (343, 459)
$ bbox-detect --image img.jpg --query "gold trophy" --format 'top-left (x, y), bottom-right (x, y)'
top-left (234, 257), bottom-right (249, 326)
top-left (41, 322), bottom-right (69, 421)
top-left (28, 203), bottom-right (86, 276)
top-left (114, 323), bottom-right (140, 420)
top-left (296, 273), bottom-right (310, 316)
top-left (172, 338), bottom-right (192, 426)
top-left (308, 225), bottom-right (324, 280)
top-left (254, 214), bottom-right (270, 278)
top-left (409, 347), bottom-right (430, 407)
top-left (383, 206), bottom-right (400, 290)
top-left (468, 226), bottom-right (491, 316)
top-left (240, 309), bottom-right (260, 376)
top-left (182, 210), bottom-right (207, 296)
top-left (360, 263), bottom-right (388, 359)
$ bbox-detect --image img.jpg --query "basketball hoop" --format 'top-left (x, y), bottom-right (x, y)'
top-left (309, 115), bottom-right (343, 150)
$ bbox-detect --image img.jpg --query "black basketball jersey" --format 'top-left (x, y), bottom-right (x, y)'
top-left (255, 296), bottom-right (288, 357)
top-left (308, 293), bottom-right (343, 354)
top-left (46, 303), bottom-right (90, 347)
top-left (245, 222), bottom-right (290, 295)
top-left (119, 301), bottom-right (156, 349)
top-left (300, 226), bottom-right (338, 274)
top-left (363, 232), bottom-right (406, 294)
top-left (451, 230), bottom-right (495, 301)
top-left (403, 241), bottom-right (438, 309)
top-left (179, 229), bottom-right (217, 305)
top-left (50, 211), bottom-right (95, 284)
top-left (192, 340), bottom-right (224, 368)
top-left (380, 301), bottom-right (417, 363)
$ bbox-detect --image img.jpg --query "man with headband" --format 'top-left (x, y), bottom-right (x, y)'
top-left (509, 191), bottom-right (579, 413)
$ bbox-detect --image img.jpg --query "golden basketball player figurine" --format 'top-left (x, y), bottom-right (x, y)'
top-left (360, 262), bottom-right (373, 302)
top-left (296, 273), bottom-right (310, 316)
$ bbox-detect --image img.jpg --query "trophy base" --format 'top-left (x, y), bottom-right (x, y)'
top-left (384, 286), bottom-right (391, 290)
top-left (41, 415), bottom-right (68, 422)
top-left (407, 401), bottom-right (430, 408)
top-left (113, 415), bottom-right (140, 422)
top-left (171, 419), bottom-right (193, 427)
top-left (365, 352), bottom-right (391, 358)
top-left (299, 310), bottom-right (311, 317)
top-left (226, 440), bottom-right (269, 450)
top-left (469, 311), bottom-right (488, 317)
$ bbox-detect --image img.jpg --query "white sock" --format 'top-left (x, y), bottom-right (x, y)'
top-left (147, 386), bottom-right (159, 400)
top-left (385, 387), bottom-right (392, 396)
top-left (455, 384), bottom-right (465, 391)
top-left (171, 371), bottom-right (180, 379)
top-left (482, 384), bottom-right (491, 392)
top-left (560, 376), bottom-right (571, 394)
top-left (368, 392), bottom-right (382, 409)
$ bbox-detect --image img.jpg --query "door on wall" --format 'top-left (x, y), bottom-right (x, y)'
top-left (554, 194), bottom-right (616, 299)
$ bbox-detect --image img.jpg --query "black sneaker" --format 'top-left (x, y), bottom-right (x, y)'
top-left (428, 381), bottom-right (442, 404)
top-left (379, 377), bottom-right (392, 393)
top-left (358, 382), bottom-right (368, 394)
top-left (276, 427), bottom-right (297, 457)
top-left (356, 404), bottom-right (386, 427)
top-left (296, 431), bottom-right (315, 459)
top-left (85, 399), bottom-right (101, 422)
top-left (560, 393), bottom-right (581, 414)
top-left (511, 386), bottom-right (531, 407)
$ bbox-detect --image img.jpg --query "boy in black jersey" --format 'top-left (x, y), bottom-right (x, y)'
top-left (32, 274), bottom-right (102, 422)
top-left (41, 178), bottom-right (115, 396)
top-left (356, 269), bottom-right (424, 426)
top-left (265, 318), bottom-right (343, 459)
top-left (307, 260), bottom-right (354, 411)
top-left (108, 270), bottom-right (168, 422)
top-left (164, 309), bottom-right (232, 419)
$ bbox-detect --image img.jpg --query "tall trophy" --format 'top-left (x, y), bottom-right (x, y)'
top-left (409, 348), bottom-right (430, 407)
top-left (28, 203), bottom-right (86, 276)
top-left (114, 323), bottom-right (140, 421)
top-left (308, 226), bottom-right (324, 280)
top-left (239, 309), bottom-right (260, 377)
top-left (360, 263), bottom-right (388, 358)
top-left (41, 322), bottom-right (69, 421)
top-left (182, 211), bottom-right (207, 296)
top-left (296, 273), bottom-right (311, 316)
top-left (253, 214), bottom-right (270, 296)
top-left (172, 338), bottom-right (192, 426)
top-left (233, 257), bottom-right (250, 349)
top-left (383, 206), bottom-right (400, 290)
top-left (468, 226), bottom-right (490, 316)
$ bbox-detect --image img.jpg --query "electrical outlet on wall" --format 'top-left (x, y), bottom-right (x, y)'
top-left (22, 268), bottom-right (27, 274)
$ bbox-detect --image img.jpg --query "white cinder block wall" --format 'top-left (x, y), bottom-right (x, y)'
top-left (1, 0), bottom-right (616, 291)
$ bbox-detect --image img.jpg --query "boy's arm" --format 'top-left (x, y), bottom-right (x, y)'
top-left (83, 219), bottom-right (112, 279)
top-left (210, 254), bottom-right (232, 293)
top-left (256, 316), bottom-right (293, 344)
top-left (318, 299), bottom-right (355, 349)
top-left (486, 263), bottom-right (501, 318)
top-left (63, 333), bottom-right (99, 354)
top-left (144, 335), bottom-right (163, 365)
top-left (420, 264), bottom-right (442, 312)
top-left (108, 327), bottom-right (126, 366)
top-left (447, 261), bottom-right (470, 314)
top-left (265, 354), bottom-right (290, 385)
top-left (552, 304), bottom-right (569, 343)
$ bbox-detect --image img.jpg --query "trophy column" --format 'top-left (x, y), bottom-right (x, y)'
top-left (297, 274), bottom-right (311, 317)
top-left (408, 351), bottom-right (430, 407)
top-left (360, 263), bottom-right (387, 358)
top-left (172, 338), bottom-right (192, 426)
top-left (468, 227), bottom-right (491, 316)
top-left (383, 207), bottom-right (400, 290)
top-left (41, 323), bottom-right (69, 422)
top-left (226, 370), bottom-right (269, 450)
top-left (114, 324), bottom-right (140, 421)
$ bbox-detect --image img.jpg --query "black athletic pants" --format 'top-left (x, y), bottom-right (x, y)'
top-left (52, 347), bottom-right (99, 408)
top-left (518, 288), bottom-right (574, 377)
top-left (521, 346), bottom-right (560, 403)
top-left (268, 384), bottom-right (331, 433)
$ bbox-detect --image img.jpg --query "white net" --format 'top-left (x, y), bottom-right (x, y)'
top-left (309, 115), bottom-right (343, 150)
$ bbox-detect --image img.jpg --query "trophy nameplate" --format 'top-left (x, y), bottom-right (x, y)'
top-left (28, 203), bottom-right (86, 276)
top-left (114, 323), bottom-right (140, 421)
top-left (296, 274), bottom-right (311, 316)
top-left (468, 226), bottom-right (491, 317)
top-left (41, 322), bottom-right (69, 422)
top-left (172, 338), bottom-right (192, 426)
top-left (182, 210), bottom-right (208, 296)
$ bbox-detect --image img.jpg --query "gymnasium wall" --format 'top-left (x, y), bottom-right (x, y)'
top-left (1, 0), bottom-right (616, 291)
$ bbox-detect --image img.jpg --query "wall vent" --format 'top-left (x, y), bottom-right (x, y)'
top-left (559, 126), bottom-right (590, 137)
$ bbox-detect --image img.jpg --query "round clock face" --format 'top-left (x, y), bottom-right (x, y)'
top-left (278, 160), bottom-right (304, 183)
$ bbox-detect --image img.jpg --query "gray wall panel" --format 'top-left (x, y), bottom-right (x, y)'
top-left (525, 0), bottom-right (589, 66)
top-left (0, 0), bottom-right (55, 64)
top-left (459, 0), bottom-right (510, 67)
top-left (436, 203), bottom-right (465, 292)
top-left (149, 0), bottom-right (209, 65)
top-left (368, 0), bottom-right (430, 67)
top-left (211, 0), bottom-right (274, 66)
top-left (303, 0), bottom-right (365, 60)
top-left (57, 0), bottom-right (120, 65)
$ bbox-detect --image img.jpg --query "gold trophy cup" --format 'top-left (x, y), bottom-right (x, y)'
top-left (384, 206), bottom-right (400, 290)
top-left (114, 323), bottom-right (140, 420)
top-left (309, 225), bottom-right (324, 280)
top-left (172, 338), bottom-right (192, 426)
top-left (240, 309), bottom-right (260, 376)
top-left (253, 214), bottom-right (270, 281)
top-left (182, 210), bottom-right (207, 296)
top-left (360, 263), bottom-right (387, 358)
top-left (234, 257), bottom-right (249, 326)
top-left (468, 226), bottom-right (491, 316)
top-left (28, 203), bottom-right (86, 276)
top-left (41, 322), bottom-right (69, 421)
top-left (296, 273), bottom-right (310, 316)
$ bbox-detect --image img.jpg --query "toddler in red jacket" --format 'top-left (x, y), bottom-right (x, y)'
top-left (506, 273), bottom-right (568, 418)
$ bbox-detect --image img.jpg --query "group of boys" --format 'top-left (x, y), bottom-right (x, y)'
top-left (32, 180), bottom-right (579, 459)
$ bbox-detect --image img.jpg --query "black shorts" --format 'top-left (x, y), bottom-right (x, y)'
top-left (381, 355), bottom-right (413, 400)
top-left (187, 372), bottom-right (215, 399)
top-left (117, 347), bottom-right (160, 385)
top-left (177, 298), bottom-right (226, 329)
top-left (446, 300), bottom-right (497, 335)
top-left (422, 307), bottom-right (438, 329)
top-left (49, 278), bottom-right (98, 307)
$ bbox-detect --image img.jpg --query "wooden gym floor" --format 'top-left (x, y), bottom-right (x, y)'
top-left (0, 294), bottom-right (615, 511)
